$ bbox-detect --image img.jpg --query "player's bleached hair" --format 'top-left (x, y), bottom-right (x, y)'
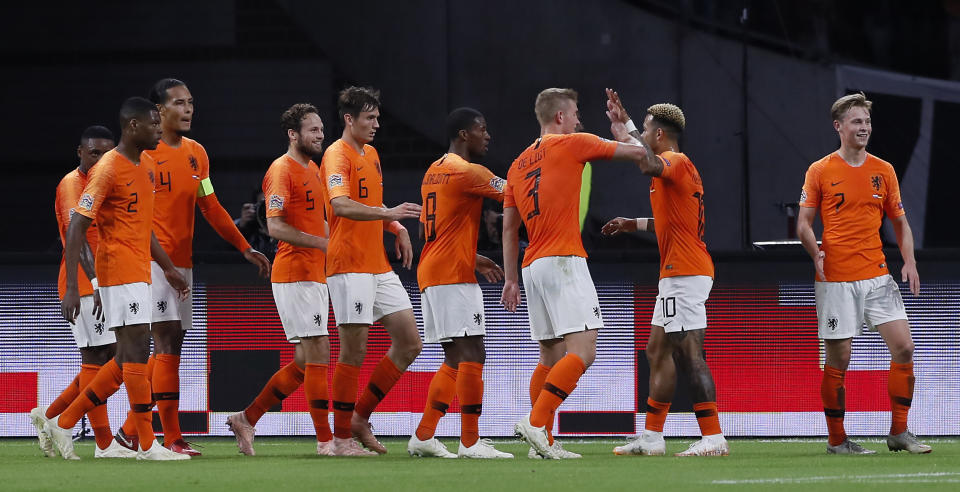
top-left (148, 78), bottom-right (187, 105)
top-left (80, 125), bottom-right (114, 143)
top-left (831, 92), bottom-right (872, 122)
top-left (118, 97), bottom-right (157, 131)
top-left (646, 103), bottom-right (685, 137)
top-left (281, 103), bottom-right (319, 135)
top-left (338, 86), bottom-right (381, 123)
top-left (535, 88), bottom-right (578, 125)
top-left (446, 107), bottom-right (484, 142)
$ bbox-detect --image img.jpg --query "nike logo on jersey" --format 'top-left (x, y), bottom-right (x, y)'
top-left (830, 181), bottom-right (844, 186)
top-left (126, 180), bottom-right (134, 186)
top-left (157, 160), bottom-right (168, 165)
top-left (664, 320), bottom-right (673, 326)
top-left (356, 166), bottom-right (364, 171)
top-left (303, 181), bottom-right (310, 186)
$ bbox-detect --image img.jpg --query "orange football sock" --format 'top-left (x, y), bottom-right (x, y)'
top-left (457, 362), bottom-right (484, 447)
top-left (123, 362), bottom-right (155, 450)
top-left (305, 363), bottom-right (332, 442)
top-left (822, 364), bottom-right (847, 446)
top-left (332, 362), bottom-right (360, 439)
top-left (355, 356), bottom-right (404, 420)
top-left (152, 354), bottom-right (182, 443)
top-left (530, 354), bottom-right (586, 430)
top-left (889, 362), bottom-right (914, 436)
top-left (693, 401), bottom-right (722, 436)
top-left (121, 355), bottom-right (156, 437)
top-left (244, 361), bottom-right (305, 426)
top-left (45, 373), bottom-right (80, 419)
top-left (529, 363), bottom-right (553, 443)
top-left (644, 398), bottom-right (671, 432)
top-left (415, 364), bottom-right (458, 441)
top-left (78, 364), bottom-right (113, 450)
top-left (58, 358), bottom-right (122, 429)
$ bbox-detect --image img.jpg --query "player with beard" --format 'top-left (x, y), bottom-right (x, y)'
top-left (227, 104), bottom-right (335, 456)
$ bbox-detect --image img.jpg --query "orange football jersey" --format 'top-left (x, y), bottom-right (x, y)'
top-left (320, 139), bottom-right (391, 276)
top-left (147, 137), bottom-right (209, 268)
top-left (74, 149), bottom-right (156, 287)
top-left (800, 152), bottom-right (904, 282)
top-left (55, 167), bottom-right (100, 298)
top-left (263, 155), bottom-right (327, 283)
top-left (418, 153), bottom-right (505, 290)
top-left (504, 133), bottom-right (617, 268)
top-left (649, 151), bottom-right (714, 279)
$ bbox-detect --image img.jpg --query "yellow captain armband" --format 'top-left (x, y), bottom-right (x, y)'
top-left (197, 177), bottom-right (215, 197)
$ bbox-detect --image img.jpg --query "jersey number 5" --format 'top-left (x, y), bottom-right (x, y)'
top-left (424, 192), bottom-right (437, 242)
top-left (525, 168), bottom-right (541, 220)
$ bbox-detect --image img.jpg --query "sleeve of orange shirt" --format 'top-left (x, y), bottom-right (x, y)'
top-left (263, 164), bottom-right (292, 219)
top-left (75, 163), bottom-right (116, 220)
top-left (463, 165), bottom-right (505, 202)
top-left (198, 193), bottom-right (252, 252)
top-left (799, 162), bottom-right (823, 209)
top-left (883, 167), bottom-right (906, 219)
top-left (323, 148), bottom-right (352, 200)
top-left (503, 179), bottom-right (516, 209)
top-left (566, 132), bottom-right (618, 162)
top-left (657, 153), bottom-right (683, 182)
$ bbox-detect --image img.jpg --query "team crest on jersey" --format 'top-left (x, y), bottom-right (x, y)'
top-left (897, 201), bottom-right (903, 210)
top-left (313, 314), bottom-right (323, 326)
top-left (189, 155), bottom-right (199, 171)
top-left (328, 173), bottom-right (344, 189)
top-left (871, 175), bottom-right (883, 191)
top-left (94, 322), bottom-right (104, 335)
top-left (489, 177), bottom-right (506, 192)
top-left (78, 193), bottom-right (94, 211)
top-left (799, 189), bottom-right (807, 203)
top-left (268, 194), bottom-right (284, 211)
top-left (473, 313), bottom-right (482, 325)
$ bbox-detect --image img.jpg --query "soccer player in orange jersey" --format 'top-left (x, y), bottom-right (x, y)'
top-left (29, 126), bottom-right (134, 459)
top-left (45, 97), bottom-right (190, 461)
top-left (502, 88), bottom-right (651, 459)
top-left (797, 93), bottom-right (929, 455)
top-left (601, 90), bottom-right (729, 457)
top-left (113, 79), bottom-right (271, 456)
top-left (225, 104), bottom-right (335, 456)
top-left (320, 87), bottom-right (422, 455)
top-left (407, 108), bottom-right (512, 459)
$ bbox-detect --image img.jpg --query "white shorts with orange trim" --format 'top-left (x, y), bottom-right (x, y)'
top-left (99, 282), bottom-right (151, 330)
top-left (70, 294), bottom-right (116, 348)
top-left (150, 261), bottom-right (193, 330)
top-left (271, 281), bottom-right (330, 342)
top-left (650, 275), bottom-right (713, 333)
top-left (521, 256), bottom-right (603, 341)
top-left (816, 274), bottom-right (908, 339)
top-left (421, 283), bottom-right (486, 344)
top-left (327, 271), bottom-right (413, 326)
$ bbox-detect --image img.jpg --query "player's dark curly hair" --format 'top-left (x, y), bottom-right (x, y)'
top-left (148, 78), bottom-right (187, 105)
top-left (281, 103), bottom-right (319, 135)
top-left (118, 97), bottom-right (157, 130)
top-left (338, 86), bottom-right (381, 124)
top-left (446, 107), bottom-right (484, 142)
top-left (80, 125), bottom-right (115, 143)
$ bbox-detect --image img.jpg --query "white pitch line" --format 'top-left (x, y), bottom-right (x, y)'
top-left (712, 472), bottom-right (960, 485)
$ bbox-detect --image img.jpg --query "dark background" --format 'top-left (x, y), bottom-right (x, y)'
top-left (3, 0), bottom-right (958, 265)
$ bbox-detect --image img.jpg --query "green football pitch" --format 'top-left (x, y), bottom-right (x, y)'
top-left (2, 437), bottom-right (958, 491)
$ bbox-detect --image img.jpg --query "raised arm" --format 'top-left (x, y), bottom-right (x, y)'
top-left (605, 88), bottom-right (662, 176)
top-left (890, 214), bottom-right (919, 295)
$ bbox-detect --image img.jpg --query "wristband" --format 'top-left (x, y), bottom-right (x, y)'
top-left (387, 221), bottom-right (405, 235)
top-left (625, 119), bottom-right (638, 133)
top-left (91, 278), bottom-right (98, 290)
top-left (635, 218), bottom-right (643, 231)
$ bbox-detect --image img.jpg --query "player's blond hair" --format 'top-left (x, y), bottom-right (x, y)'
top-left (646, 103), bottom-right (685, 135)
top-left (831, 92), bottom-right (872, 122)
top-left (535, 88), bottom-right (578, 125)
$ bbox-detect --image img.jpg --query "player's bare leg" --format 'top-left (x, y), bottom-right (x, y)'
top-left (673, 330), bottom-right (728, 456)
top-left (877, 320), bottom-right (930, 453)
top-left (615, 326), bottom-right (671, 456)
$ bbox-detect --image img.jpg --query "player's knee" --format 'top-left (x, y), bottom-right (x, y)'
top-left (890, 340), bottom-right (914, 362)
top-left (398, 337), bottom-right (423, 364)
